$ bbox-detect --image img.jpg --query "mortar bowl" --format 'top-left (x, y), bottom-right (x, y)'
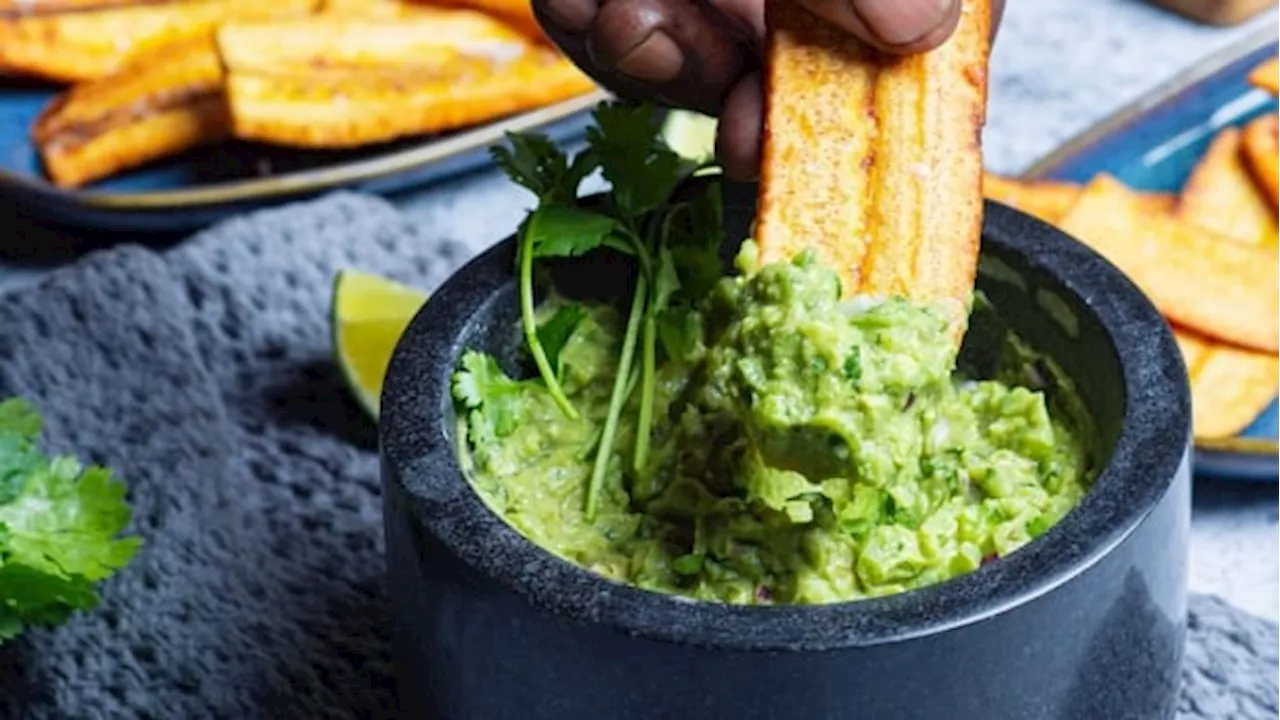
top-left (380, 179), bottom-right (1192, 720)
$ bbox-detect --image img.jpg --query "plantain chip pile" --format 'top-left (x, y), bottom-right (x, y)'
top-left (983, 59), bottom-right (1280, 440)
top-left (3, 0), bottom-right (596, 187)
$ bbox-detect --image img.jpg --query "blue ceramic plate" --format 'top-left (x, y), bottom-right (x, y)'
top-left (0, 76), bottom-right (609, 233)
top-left (1024, 27), bottom-right (1278, 481)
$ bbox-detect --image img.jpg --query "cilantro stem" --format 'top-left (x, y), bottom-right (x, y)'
top-left (519, 214), bottom-right (578, 420)
top-left (575, 363), bottom-right (641, 463)
top-left (633, 314), bottom-right (657, 472)
top-left (585, 273), bottom-right (647, 520)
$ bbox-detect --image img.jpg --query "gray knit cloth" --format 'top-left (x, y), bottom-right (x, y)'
top-left (0, 193), bottom-right (1274, 720)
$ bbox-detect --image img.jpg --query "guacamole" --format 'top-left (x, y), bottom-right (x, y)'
top-left (453, 247), bottom-right (1092, 605)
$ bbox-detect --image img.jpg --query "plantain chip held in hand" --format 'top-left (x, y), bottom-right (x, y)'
top-left (755, 0), bottom-right (992, 339)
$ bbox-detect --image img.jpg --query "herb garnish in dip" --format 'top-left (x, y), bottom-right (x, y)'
top-left (452, 103), bottom-right (1092, 605)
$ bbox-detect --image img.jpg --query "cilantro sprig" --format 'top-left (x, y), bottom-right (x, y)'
top-left (490, 101), bottom-right (720, 520)
top-left (0, 397), bottom-right (141, 642)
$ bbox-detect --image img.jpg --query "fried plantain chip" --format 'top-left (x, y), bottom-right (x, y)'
top-left (1249, 56), bottom-right (1279, 96)
top-left (1178, 126), bottom-right (1278, 245)
top-left (983, 173), bottom-right (1176, 225)
top-left (322, 0), bottom-right (540, 36)
top-left (982, 174), bottom-right (1081, 224)
top-left (219, 13), bottom-right (596, 148)
top-left (756, 1), bottom-right (877, 287)
top-left (756, 0), bottom-right (991, 333)
top-left (1175, 326), bottom-right (1279, 439)
top-left (218, 10), bottom-right (527, 76)
top-left (320, 0), bottom-right (400, 14)
top-left (1060, 174), bottom-right (1279, 353)
top-left (0, 0), bottom-right (159, 17)
top-left (31, 36), bottom-right (229, 188)
top-left (319, 0), bottom-right (416, 15)
top-left (1241, 112), bottom-right (1279, 210)
top-left (756, 2), bottom-right (876, 290)
top-left (1173, 328), bottom-right (1210, 371)
top-left (418, 0), bottom-right (545, 42)
top-left (1139, 193), bottom-right (1178, 214)
top-left (319, 0), bottom-right (471, 19)
top-left (0, 0), bottom-right (317, 82)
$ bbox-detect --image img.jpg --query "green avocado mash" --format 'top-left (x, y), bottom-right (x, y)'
top-left (453, 246), bottom-right (1092, 605)
top-left (452, 101), bottom-right (1093, 606)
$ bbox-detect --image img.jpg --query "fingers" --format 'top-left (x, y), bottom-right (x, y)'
top-left (533, 0), bottom-right (1006, 178)
top-left (538, 0), bottom-right (597, 32)
top-left (716, 72), bottom-right (763, 181)
top-left (794, 0), bottom-right (962, 54)
top-left (534, 0), bottom-right (754, 115)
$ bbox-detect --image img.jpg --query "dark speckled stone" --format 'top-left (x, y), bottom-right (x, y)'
top-left (380, 181), bottom-right (1194, 719)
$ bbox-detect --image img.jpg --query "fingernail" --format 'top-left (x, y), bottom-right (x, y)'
top-left (542, 0), bottom-right (597, 33)
top-left (609, 31), bottom-right (684, 83)
top-left (854, 0), bottom-right (951, 46)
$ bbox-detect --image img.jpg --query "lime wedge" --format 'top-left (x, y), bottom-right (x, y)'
top-left (331, 270), bottom-right (429, 419)
top-left (660, 109), bottom-right (720, 164)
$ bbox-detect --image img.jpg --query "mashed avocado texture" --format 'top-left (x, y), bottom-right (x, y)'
top-left (453, 247), bottom-right (1091, 605)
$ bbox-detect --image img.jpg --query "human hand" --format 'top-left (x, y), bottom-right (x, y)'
top-left (533, 0), bottom-right (1006, 180)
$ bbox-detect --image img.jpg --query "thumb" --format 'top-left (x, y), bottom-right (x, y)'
top-left (794, 0), bottom-right (962, 54)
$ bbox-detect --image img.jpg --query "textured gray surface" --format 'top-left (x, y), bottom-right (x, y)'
top-left (0, 192), bottom-right (1274, 719)
top-left (0, 195), bottom-right (464, 719)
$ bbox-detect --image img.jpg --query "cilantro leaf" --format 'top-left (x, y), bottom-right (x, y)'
top-left (0, 397), bottom-right (140, 643)
top-left (536, 305), bottom-right (587, 379)
top-left (669, 246), bottom-right (722, 306)
top-left (587, 103), bottom-right (686, 219)
top-left (526, 203), bottom-right (617, 259)
top-left (0, 398), bottom-right (41, 441)
top-left (0, 563), bottom-right (98, 641)
top-left (844, 348), bottom-right (863, 385)
top-left (656, 307), bottom-right (704, 362)
top-left (567, 148), bottom-right (602, 191)
top-left (451, 351), bottom-right (530, 447)
top-left (0, 458), bottom-right (141, 583)
top-left (0, 434), bottom-right (42, 505)
top-left (492, 133), bottom-right (599, 205)
top-left (666, 182), bottom-right (724, 303)
top-left (490, 133), bottom-right (596, 204)
top-left (450, 351), bottom-right (490, 410)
